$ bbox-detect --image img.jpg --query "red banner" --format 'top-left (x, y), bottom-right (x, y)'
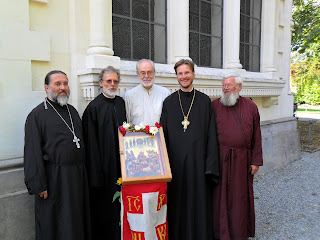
top-left (122, 182), bottom-right (168, 240)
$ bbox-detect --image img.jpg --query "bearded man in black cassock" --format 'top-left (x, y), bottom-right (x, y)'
top-left (24, 70), bottom-right (91, 240)
top-left (160, 59), bottom-right (219, 240)
top-left (82, 66), bottom-right (126, 239)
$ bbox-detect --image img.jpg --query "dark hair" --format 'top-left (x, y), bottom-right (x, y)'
top-left (98, 66), bottom-right (120, 82)
top-left (174, 59), bottom-right (195, 74)
top-left (44, 70), bottom-right (67, 86)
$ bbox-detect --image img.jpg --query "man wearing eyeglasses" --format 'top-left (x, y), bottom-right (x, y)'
top-left (212, 73), bottom-right (263, 240)
top-left (124, 59), bottom-right (170, 125)
top-left (82, 66), bottom-right (126, 240)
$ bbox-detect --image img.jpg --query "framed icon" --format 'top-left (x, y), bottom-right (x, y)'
top-left (118, 127), bottom-right (172, 185)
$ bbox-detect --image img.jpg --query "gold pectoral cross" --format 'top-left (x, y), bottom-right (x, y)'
top-left (181, 117), bottom-right (190, 132)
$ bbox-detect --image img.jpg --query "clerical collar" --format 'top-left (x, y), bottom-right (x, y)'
top-left (180, 86), bottom-right (194, 92)
top-left (44, 97), bottom-right (66, 109)
top-left (102, 92), bottom-right (115, 99)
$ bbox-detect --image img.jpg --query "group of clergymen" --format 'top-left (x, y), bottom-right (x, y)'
top-left (24, 58), bottom-right (263, 240)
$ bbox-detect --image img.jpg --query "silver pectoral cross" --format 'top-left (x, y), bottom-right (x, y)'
top-left (181, 117), bottom-right (190, 132)
top-left (73, 135), bottom-right (81, 148)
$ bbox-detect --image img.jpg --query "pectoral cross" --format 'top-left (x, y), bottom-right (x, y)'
top-left (73, 135), bottom-right (81, 148)
top-left (181, 117), bottom-right (190, 132)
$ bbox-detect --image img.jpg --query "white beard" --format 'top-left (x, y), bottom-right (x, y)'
top-left (140, 78), bottom-right (154, 88)
top-left (103, 86), bottom-right (117, 98)
top-left (49, 88), bottom-right (69, 106)
top-left (220, 91), bottom-right (239, 107)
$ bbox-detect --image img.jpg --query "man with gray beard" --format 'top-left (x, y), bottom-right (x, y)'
top-left (82, 66), bottom-right (126, 240)
top-left (211, 73), bottom-right (263, 240)
top-left (124, 59), bottom-right (170, 125)
top-left (24, 70), bottom-right (91, 240)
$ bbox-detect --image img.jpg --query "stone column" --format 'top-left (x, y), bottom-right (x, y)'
top-left (168, 0), bottom-right (190, 64)
top-left (86, 0), bottom-right (120, 68)
top-left (223, 0), bottom-right (242, 69)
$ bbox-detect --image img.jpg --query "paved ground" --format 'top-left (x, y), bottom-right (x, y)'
top-left (296, 111), bottom-right (320, 120)
top-left (252, 151), bottom-right (320, 240)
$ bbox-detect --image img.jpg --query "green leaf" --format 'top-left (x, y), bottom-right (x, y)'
top-left (112, 191), bottom-right (121, 202)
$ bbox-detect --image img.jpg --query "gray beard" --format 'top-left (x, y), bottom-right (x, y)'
top-left (220, 92), bottom-right (239, 107)
top-left (102, 87), bottom-right (117, 98)
top-left (49, 89), bottom-right (69, 106)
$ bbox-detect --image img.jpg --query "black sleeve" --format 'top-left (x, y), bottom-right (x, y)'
top-left (205, 100), bottom-right (220, 185)
top-left (82, 106), bottom-right (105, 187)
top-left (24, 112), bottom-right (47, 195)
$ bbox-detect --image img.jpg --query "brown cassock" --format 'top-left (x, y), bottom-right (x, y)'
top-left (212, 96), bottom-right (263, 240)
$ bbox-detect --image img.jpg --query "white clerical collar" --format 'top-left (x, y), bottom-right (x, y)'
top-left (102, 92), bottom-right (115, 99)
top-left (180, 86), bottom-right (194, 92)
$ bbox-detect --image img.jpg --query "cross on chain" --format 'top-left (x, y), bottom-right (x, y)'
top-left (181, 117), bottom-right (190, 132)
top-left (73, 136), bottom-right (81, 148)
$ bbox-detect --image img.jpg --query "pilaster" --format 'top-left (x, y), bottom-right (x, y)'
top-left (168, 0), bottom-right (190, 64)
top-left (223, 0), bottom-right (242, 69)
top-left (261, 0), bottom-right (277, 74)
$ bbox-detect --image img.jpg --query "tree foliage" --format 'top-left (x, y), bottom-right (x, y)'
top-left (291, 0), bottom-right (320, 105)
top-left (292, 0), bottom-right (320, 57)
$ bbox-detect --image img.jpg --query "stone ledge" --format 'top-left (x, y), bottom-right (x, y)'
top-left (79, 60), bottom-right (287, 101)
top-left (0, 157), bottom-right (23, 170)
top-left (261, 117), bottom-right (297, 126)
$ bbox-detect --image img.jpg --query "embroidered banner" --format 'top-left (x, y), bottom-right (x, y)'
top-left (122, 182), bottom-right (168, 240)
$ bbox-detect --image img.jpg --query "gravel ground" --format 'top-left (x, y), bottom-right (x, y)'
top-left (252, 151), bottom-right (320, 240)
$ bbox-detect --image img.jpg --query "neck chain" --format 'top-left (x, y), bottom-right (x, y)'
top-left (178, 89), bottom-right (196, 132)
top-left (45, 98), bottom-right (80, 148)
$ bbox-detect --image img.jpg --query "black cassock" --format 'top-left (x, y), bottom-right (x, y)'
top-left (24, 99), bottom-right (91, 240)
top-left (82, 93), bottom-right (126, 240)
top-left (160, 89), bottom-right (219, 240)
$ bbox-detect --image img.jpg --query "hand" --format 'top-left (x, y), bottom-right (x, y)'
top-left (250, 165), bottom-right (259, 175)
top-left (39, 190), bottom-right (48, 199)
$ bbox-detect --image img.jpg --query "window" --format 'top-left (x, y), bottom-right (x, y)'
top-left (240, 0), bottom-right (262, 72)
top-left (189, 0), bottom-right (223, 68)
top-left (112, 0), bottom-right (167, 63)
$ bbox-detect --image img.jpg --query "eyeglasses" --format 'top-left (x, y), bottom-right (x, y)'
top-left (139, 71), bottom-right (155, 77)
top-left (104, 80), bottom-right (119, 85)
top-left (222, 84), bottom-right (235, 89)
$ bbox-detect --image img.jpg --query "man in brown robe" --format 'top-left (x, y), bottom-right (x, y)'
top-left (212, 73), bottom-right (263, 240)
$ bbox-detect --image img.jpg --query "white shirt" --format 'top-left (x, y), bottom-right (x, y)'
top-left (124, 84), bottom-right (171, 126)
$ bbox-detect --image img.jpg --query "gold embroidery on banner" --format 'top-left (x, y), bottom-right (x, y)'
top-left (127, 196), bottom-right (142, 212)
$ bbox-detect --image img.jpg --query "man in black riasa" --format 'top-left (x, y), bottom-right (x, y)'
top-left (160, 59), bottom-right (219, 240)
top-left (82, 66), bottom-right (126, 239)
top-left (24, 70), bottom-right (91, 240)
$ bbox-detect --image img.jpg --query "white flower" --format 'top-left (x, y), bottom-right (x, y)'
top-left (122, 122), bottom-right (130, 130)
top-left (139, 123), bottom-right (146, 129)
top-left (149, 127), bottom-right (158, 135)
top-left (134, 125), bottom-right (141, 131)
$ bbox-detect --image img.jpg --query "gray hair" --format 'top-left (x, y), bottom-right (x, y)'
top-left (223, 72), bottom-right (243, 85)
top-left (98, 66), bottom-right (120, 82)
top-left (136, 59), bottom-right (155, 72)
